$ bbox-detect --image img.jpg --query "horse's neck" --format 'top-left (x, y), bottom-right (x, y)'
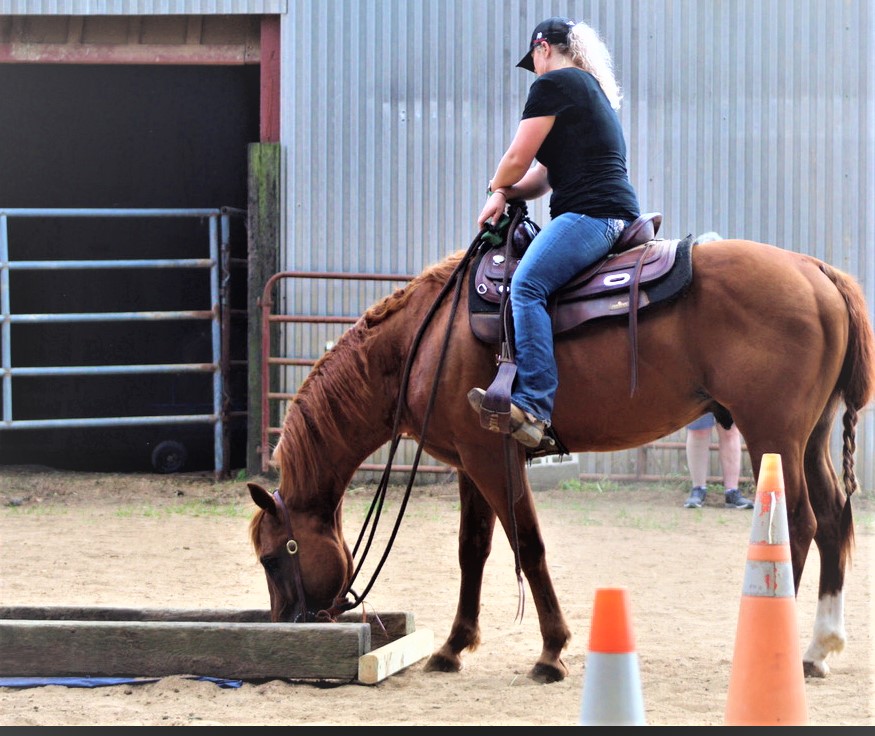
top-left (285, 339), bottom-right (405, 501)
top-left (281, 278), bottom-right (440, 502)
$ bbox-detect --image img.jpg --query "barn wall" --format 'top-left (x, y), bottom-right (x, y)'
top-left (3, 0), bottom-right (872, 488)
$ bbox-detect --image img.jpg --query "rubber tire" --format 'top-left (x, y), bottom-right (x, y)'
top-left (151, 440), bottom-right (188, 474)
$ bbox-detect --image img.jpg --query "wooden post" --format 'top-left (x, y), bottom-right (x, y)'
top-left (247, 143), bottom-right (281, 476)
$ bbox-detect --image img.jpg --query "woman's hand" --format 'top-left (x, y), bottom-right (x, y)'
top-left (477, 190), bottom-right (508, 229)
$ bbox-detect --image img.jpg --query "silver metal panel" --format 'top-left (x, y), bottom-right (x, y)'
top-left (275, 0), bottom-right (874, 489)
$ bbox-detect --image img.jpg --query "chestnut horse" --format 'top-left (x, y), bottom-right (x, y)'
top-left (248, 237), bottom-right (874, 683)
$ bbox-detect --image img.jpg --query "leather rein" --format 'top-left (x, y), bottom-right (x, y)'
top-left (272, 224), bottom-right (494, 623)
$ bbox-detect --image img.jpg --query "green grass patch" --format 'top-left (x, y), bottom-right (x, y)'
top-left (113, 500), bottom-right (251, 519)
top-left (1, 505), bottom-right (71, 517)
top-left (557, 478), bottom-right (626, 493)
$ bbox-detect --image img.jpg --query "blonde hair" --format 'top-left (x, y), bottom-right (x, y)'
top-left (562, 22), bottom-right (622, 110)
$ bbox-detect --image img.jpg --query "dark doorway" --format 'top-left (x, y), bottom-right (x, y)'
top-left (0, 63), bottom-right (258, 472)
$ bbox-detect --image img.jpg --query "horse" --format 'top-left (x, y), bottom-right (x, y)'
top-left (248, 235), bottom-right (874, 684)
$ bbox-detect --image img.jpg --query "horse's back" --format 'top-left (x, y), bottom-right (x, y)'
top-left (687, 239), bottom-right (849, 349)
top-left (546, 238), bottom-right (853, 451)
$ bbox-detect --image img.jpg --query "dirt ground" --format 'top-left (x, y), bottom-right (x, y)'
top-left (0, 464), bottom-right (872, 727)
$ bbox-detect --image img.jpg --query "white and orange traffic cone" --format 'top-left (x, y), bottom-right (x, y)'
top-left (724, 452), bottom-right (809, 725)
top-left (579, 586), bottom-right (646, 725)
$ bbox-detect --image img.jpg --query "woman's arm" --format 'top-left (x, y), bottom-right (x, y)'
top-left (478, 116), bottom-right (554, 228)
top-left (490, 115), bottom-right (554, 193)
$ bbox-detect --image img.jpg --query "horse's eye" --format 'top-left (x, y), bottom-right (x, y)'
top-left (261, 556), bottom-right (280, 575)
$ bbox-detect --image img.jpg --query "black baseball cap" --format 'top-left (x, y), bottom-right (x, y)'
top-left (516, 17), bottom-right (576, 72)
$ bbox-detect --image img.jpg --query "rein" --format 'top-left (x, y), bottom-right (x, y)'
top-left (344, 206), bottom-right (530, 619)
top-left (320, 224), bottom-right (490, 619)
top-left (488, 203), bottom-right (529, 620)
top-left (284, 210), bottom-right (531, 623)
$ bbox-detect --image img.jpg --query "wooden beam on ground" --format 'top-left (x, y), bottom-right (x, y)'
top-left (358, 628), bottom-right (435, 685)
top-left (0, 607), bottom-right (420, 682)
top-left (0, 607), bottom-right (413, 648)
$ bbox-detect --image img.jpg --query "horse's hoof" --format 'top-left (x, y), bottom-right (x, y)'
top-left (528, 660), bottom-right (567, 684)
top-left (424, 652), bottom-right (462, 673)
top-left (803, 659), bottom-right (829, 678)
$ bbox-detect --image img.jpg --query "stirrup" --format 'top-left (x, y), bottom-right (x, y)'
top-left (467, 388), bottom-right (545, 448)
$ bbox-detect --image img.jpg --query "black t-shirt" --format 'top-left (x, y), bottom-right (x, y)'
top-left (522, 67), bottom-right (640, 221)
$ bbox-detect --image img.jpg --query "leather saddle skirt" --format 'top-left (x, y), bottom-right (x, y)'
top-left (469, 235), bottom-right (694, 345)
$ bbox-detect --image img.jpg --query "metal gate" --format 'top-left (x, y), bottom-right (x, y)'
top-left (257, 270), bottom-right (451, 478)
top-left (0, 207), bottom-right (242, 478)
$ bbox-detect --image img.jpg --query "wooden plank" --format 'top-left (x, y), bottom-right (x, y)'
top-left (0, 619), bottom-right (369, 681)
top-left (0, 608), bottom-right (420, 682)
top-left (358, 628), bottom-right (435, 685)
top-left (0, 607), bottom-right (413, 648)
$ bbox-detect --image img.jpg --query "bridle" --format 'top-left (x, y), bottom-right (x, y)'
top-left (270, 489), bottom-right (350, 623)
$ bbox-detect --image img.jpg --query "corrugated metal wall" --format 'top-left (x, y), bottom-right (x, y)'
top-left (277, 0), bottom-right (874, 490)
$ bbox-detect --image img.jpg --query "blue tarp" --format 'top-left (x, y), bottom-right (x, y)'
top-left (0, 676), bottom-right (243, 689)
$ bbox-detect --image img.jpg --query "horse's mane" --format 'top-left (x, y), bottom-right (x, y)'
top-left (268, 251), bottom-right (464, 507)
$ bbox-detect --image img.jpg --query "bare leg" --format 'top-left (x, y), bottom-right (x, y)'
top-left (685, 428), bottom-right (711, 487)
top-left (715, 423), bottom-right (742, 491)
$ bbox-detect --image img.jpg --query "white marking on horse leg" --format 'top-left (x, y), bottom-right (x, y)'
top-left (802, 592), bottom-right (846, 678)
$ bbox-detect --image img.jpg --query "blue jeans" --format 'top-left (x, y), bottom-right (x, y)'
top-left (510, 213), bottom-right (626, 423)
top-left (687, 413), bottom-right (716, 431)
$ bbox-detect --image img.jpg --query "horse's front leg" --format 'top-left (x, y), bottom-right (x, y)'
top-left (508, 481), bottom-right (572, 683)
top-left (424, 470), bottom-right (495, 673)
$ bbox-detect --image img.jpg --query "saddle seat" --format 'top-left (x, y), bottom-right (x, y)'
top-left (611, 212), bottom-right (663, 254)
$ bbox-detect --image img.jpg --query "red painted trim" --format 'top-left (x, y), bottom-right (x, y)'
top-left (259, 16), bottom-right (281, 143)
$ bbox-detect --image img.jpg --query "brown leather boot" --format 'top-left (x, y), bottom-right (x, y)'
top-left (467, 388), bottom-right (546, 448)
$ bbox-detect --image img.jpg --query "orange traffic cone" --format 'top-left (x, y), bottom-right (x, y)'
top-left (579, 586), bottom-right (646, 725)
top-left (724, 452), bottom-right (809, 725)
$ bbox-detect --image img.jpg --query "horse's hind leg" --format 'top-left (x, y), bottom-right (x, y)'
top-left (424, 470), bottom-right (495, 674)
top-left (801, 405), bottom-right (850, 677)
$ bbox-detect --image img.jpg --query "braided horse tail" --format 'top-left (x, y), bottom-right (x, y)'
top-left (820, 263), bottom-right (875, 499)
top-left (818, 263), bottom-right (875, 563)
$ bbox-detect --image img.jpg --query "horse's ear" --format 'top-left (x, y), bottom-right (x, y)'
top-left (248, 482), bottom-right (277, 515)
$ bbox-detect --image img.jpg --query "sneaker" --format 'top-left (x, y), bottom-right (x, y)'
top-left (683, 486), bottom-right (707, 508)
top-left (724, 488), bottom-right (755, 509)
top-left (467, 388), bottom-right (546, 448)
